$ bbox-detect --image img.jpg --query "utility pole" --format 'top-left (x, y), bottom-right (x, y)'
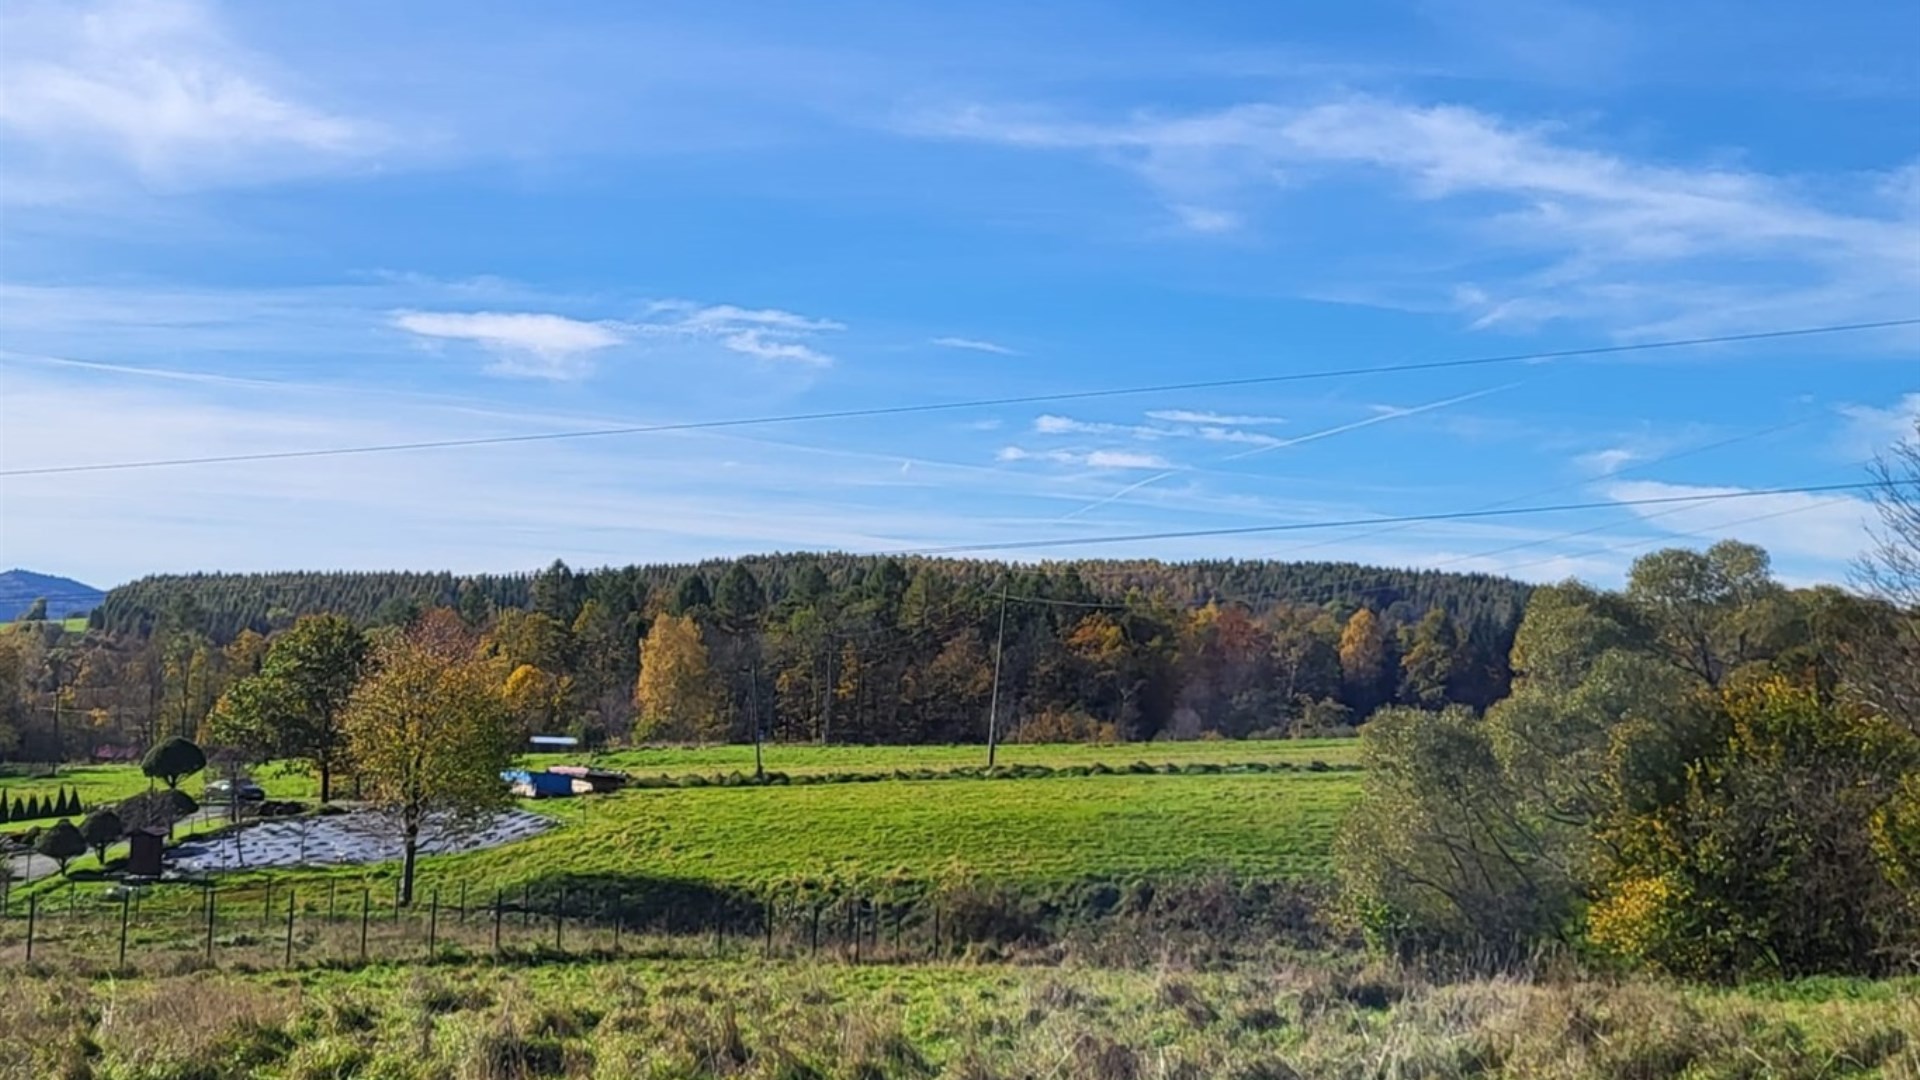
top-left (749, 661), bottom-right (764, 780)
top-left (986, 591), bottom-right (1008, 768)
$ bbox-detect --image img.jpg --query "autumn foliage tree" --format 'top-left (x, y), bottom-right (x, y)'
top-left (343, 613), bottom-right (516, 906)
top-left (634, 613), bottom-right (723, 742)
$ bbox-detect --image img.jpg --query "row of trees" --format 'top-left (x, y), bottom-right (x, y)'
top-left (2, 559), bottom-right (1530, 762)
top-left (0, 787), bottom-right (85, 824)
top-left (1338, 431), bottom-right (1920, 979)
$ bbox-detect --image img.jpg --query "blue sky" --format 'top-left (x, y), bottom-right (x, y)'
top-left (1, 0), bottom-right (1915, 589)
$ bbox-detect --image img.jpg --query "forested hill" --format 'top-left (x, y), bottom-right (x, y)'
top-left (93, 556), bottom-right (1530, 644)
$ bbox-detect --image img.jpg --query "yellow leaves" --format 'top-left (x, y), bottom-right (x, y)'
top-left (1065, 613), bottom-right (1126, 665)
top-left (1586, 872), bottom-right (1684, 969)
top-left (634, 613), bottom-right (722, 742)
top-left (343, 628), bottom-right (517, 819)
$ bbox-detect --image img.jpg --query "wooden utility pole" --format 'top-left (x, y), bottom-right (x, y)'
top-left (986, 591), bottom-right (1008, 768)
top-left (750, 661), bottom-right (764, 780)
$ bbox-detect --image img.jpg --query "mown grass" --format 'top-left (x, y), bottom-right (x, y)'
top-left (3, 956), bottom-right (1914, 1080)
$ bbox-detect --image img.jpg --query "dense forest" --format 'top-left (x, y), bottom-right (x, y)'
top-left (4, 556), bottom-right (1531, 759)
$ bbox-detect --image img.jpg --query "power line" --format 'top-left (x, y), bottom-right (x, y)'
top-left (892, 479), bottom-right (1904, 556)
top-left (5, 318), bottom-right (1914, 478)
top-left (1256, 417), bottom-right (1813, 563)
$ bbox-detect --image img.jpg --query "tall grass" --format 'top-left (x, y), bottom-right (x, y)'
top-left (3, 957), bottom-right (1914, 1079)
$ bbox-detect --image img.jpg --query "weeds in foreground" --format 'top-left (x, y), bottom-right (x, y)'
top-left (1, 956), bottom-right (1915, 1080)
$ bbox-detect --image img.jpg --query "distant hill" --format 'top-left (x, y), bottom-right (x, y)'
top-left (0, 569), bottom-right (107, 622)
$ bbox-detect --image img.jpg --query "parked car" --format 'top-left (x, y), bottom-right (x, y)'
top-left (204, 778), bottom-right (265, 803)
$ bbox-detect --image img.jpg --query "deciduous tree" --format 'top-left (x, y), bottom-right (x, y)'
top-left (634, 613), bottom-right (722, 742)
top-left (343, 622), bottom-right (516, 906)
top-left (141, 736), bottom-right (205, 790)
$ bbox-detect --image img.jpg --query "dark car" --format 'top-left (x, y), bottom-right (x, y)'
top-left (204, 778), bottom-right (266, 803)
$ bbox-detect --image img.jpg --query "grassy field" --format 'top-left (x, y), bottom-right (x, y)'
top-left (400, 769), bottom-right (1354, 893)
top-left (1, 739), bottom-right (1356, 811)
top-left (4, 957), bottom-right (1914, 1079)
top-left (526, 737), bottom-right (1360, 777)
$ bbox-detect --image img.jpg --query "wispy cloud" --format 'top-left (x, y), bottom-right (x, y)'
top-left (643, 301), bottom-right (844, 366)
top-left (997, 446), bottom-right (1170, 469)
top-left (915, 96), bottom-right (1920, 336)
top-left (931, 335), bottom-right (1018, 356)
top-left (1054, 384), bottom-right (1515, 522)
top-left (1146, 410), bottom-right (1285, 425)
top-left (1602, 479), bottom-right (1875, 564)
top-left (392, 311), bottom-right (626, 380)
top-left (1576, 447), bottom-right (1638, 476)
top-left (0, 0), bottom-right (381, 199)
top-left (1837, 393), bottom-right (1920, 457)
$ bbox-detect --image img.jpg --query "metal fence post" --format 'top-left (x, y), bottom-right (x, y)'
top-left (359, 888), bottom-right (370, 963)
top-left (284, 889), bottom-right (296, 967)
top-left (118, 890), bottom-right (131, 968)
top-left (205, 884), bottom-right (216, 963)
top-left (428, 888), bottom-right (439, 955)
top-left (327, 879), bottom-right (337, 924)
top-left (552, 888), bottom-right (563, 952)
top-left (492, 891), bottom-right (502, 957)
top-left (26, 895), bottom-right (37, 961)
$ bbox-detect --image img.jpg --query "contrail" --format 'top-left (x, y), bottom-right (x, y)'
top-left (1053, 382), bottom-right (1520, 523)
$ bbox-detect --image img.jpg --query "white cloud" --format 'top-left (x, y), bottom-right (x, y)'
top-left (642, 301), bottom-right (843, 365)
top-left (1086, 450), bottom-right (1170, 469)
top-left (1837, 393), bottom-right (1920, 457)
top-left (391, 311), bottom-right (625, 379)
top-left (918, 96), bottom-right (1920, 335)
top-left (657, 303), bottom-right (844, 334)
top-left (720, 330), bottom-right (832, 366)
top-left (1034, 414), bottom-right (1100, 434)
top-left (1146, 410), bottom-right (1285, 426)
top-left (1601, 479), bottom-right (1875, 564)
top-left (0, 0), bottom-right (379, 196)
top-left (996, 446), bottom-right (1169, 469)
top-left (931, 336), bottom-right (1018, 355)
top-left (1576, 447), bottom-right (1638, 475)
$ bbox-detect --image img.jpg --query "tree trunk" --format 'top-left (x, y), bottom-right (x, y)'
top-left (400, 822), bottom-right (419, 907)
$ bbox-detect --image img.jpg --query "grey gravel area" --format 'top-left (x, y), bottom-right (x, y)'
top-left (168, 809), bottom-right (553, 872)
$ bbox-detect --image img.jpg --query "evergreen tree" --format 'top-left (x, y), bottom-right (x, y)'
top-left (672, 573), bottom-right (713, 616)
top-left (713, 562), bottom-right (766, 630)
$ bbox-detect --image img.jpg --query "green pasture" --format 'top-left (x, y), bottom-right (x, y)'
top-left (529, 736), bottom-right (1358, 776)
top-left (432, 768), bottom-right (1355, 893)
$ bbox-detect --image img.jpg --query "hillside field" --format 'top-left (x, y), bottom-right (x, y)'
top-left (5, 742), bottom-right (1362, 918)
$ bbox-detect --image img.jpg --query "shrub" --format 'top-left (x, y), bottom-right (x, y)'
top-left (141, 737), bottom-right (207, 790)
top-left (34, 820), bottom-right (86, 875)
top-left (79, 808), bottom-right (124, 862)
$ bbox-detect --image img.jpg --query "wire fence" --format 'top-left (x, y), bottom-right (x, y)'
top-left (0, 875), bottom-right (963, 974)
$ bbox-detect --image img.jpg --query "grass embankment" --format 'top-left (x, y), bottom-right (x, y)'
top-left (4, 959), bottom-right (1914, 1080)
